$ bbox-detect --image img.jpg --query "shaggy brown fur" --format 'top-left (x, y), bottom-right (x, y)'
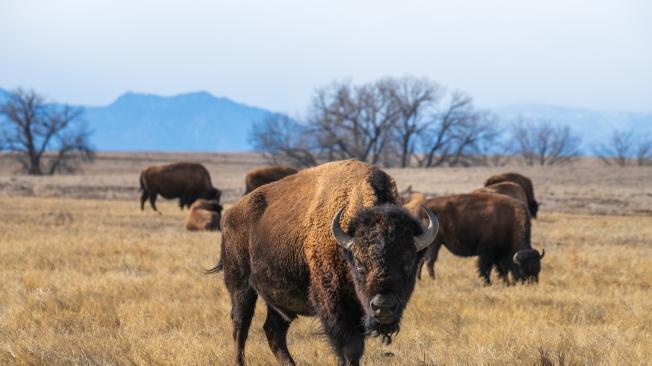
top-left (418, 193), bottom-right (543, 284)
top-left (139, 162), bottom-right (220, 211)
top-left (185, 199), bottom-right (223, 231)
top-left (484, 172), bottom-right (539, 218)
top-left (244, 165), bottom-right (298, 194)
top-left (474, 182), bottom-right (528, 207)
top-left (210, 160), bottom-right (432, 366)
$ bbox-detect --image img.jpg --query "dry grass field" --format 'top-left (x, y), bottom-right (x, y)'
top-left (0, 153), bottom-right (651, 365)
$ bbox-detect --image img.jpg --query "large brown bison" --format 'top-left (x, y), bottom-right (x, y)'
top-left (139, 162), bottom-right (220, 211)
top-left (185, 199), bottom-right (223, 231)
top-left (244, 165), bottom-right (298, 194)
top-left (417, 192), bottom-right (544, 284)
top-left (208, 160), bottom-right (438, 366)
top-left (484, 172), bottom-right (539, 218)
top-left (474, 182), bottom-right (528, 207)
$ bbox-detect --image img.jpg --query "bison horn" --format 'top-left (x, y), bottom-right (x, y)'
top-left (414, 206), bottom-right (439, 252)
top-left (332, 207), bottom-right (355, 250)
top-left (513, 252), bottom-right (520, 265)
top-left (539, 248), bottom-right (545, 259)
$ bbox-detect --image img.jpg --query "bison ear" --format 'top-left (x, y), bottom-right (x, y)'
top-left (332, 207), bottom-right (355, 250)
top-left (539, 248), bottom-right (545, 260)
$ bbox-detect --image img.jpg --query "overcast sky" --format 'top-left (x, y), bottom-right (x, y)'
top-left (1, 0), bottom-right (650, 114)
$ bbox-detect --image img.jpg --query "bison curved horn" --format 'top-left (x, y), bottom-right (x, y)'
top-left (513, 252), bottom-right (520, 265)
top-left (332, 207), bottom-right (355, 250)
top-left (414, 206), bottom-right (439, 252)
top-left (539, 248), bottom-right (545, 259)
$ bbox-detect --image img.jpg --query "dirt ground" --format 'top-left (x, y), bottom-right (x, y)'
top-left (1, 153), bottom-right (651, 216)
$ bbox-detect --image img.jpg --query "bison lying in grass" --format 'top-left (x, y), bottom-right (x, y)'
top-left (209, 160), bottom-right (438, 365)
top-left (185, 199), bottom-right (223, 231)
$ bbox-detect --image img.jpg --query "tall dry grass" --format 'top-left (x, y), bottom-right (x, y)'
top-left (0, 195), bottom-right (650, 365)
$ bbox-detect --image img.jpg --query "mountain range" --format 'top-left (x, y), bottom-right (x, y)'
top-left (1, 88), bottom-right (650, 152)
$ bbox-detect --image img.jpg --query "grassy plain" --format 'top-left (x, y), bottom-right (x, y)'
top-left (0, 195), bottom-right (650, 365)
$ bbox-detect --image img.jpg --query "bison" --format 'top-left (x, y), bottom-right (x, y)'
top-left (474, 181), bottom-right (528, 207)
top-left (139, 162), bottom-right (220, 211)
top-left (208, 160), bottom-right (438, 366)
top-left (244, 165), bottom-right (298, 194)
top-left (417, 192), bottom-right (544, 284)
top-left (185, 199), bottom-right (223, 231)
top-left (484, 172), bottom-right (539, 218)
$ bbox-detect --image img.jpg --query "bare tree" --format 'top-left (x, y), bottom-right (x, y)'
top-left (308, 81), bottom-right (399, 165)
top-left (595, 130), bottom-right (634, 166)
top-left (637, 137), bottom-right (652, 166)
top-left (510, 119), bottom-right (581, 166)
top-left (418, 93), bottom-right (497, 167)
top-left (596, 129), bottom-right (652, 167)
top-left (379, 77), bottom-right (441, 167)
top-left (0, 89), bottom-right (94, 175)
top-left (249, 114), bottom-right (318, 168)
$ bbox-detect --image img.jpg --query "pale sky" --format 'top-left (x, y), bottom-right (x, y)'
top-left (1, 0), bottom-right (650, 114)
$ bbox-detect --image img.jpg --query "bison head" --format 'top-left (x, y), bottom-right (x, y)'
top-left (205, 187), bottom-right (221, 203)
top-left (331, 204), bottom-right (438, 344)
top-left (512, 248), bottom-right (545, 283)
top-left (530, 200), bottom-right (540, 219)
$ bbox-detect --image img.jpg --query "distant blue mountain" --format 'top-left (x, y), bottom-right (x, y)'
top-left (82, 91), bottom-right (273, 151)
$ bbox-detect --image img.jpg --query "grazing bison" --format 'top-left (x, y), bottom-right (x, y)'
top-left (139, 162), bottom-right (220, 211)
top-left (474, 182), bottom-right (528, 207)
top-left (484, 172), bottom-right (539, 218)
top-left (244, 165), bottom-right (298, 194)
top-left (185, 199), bottom-right (223, 231)
top-left (417, 193), bottom-right (544, 284)
top-left (209, 160), bottom-right (438, 366)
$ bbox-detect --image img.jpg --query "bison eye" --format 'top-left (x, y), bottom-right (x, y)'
top-left (355, 262), bottom-right (366, 274)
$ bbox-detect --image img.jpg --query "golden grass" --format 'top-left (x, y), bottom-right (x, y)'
top-left (0, 195), bottom-right (650, 365)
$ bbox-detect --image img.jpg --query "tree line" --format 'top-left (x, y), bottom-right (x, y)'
top-left (251, 76), bottom-right (652, 168)
top-left (0, 82), bottom-right (650, 175)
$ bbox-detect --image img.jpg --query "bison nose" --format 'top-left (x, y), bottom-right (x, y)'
top-left (370, 294), bottom-right (398, 323)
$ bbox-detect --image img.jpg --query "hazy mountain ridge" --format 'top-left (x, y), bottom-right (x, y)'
top-left (1, 88), bottom-right (650, 151)
top-left (493, 104), bottom-right (652, 147)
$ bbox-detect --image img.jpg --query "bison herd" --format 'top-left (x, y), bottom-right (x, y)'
top-left (138, 160), bottom-right (545, 365)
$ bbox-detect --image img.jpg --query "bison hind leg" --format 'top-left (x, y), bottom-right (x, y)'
top-left (140, 190), bottom-right (148, 211)
top-left (230, 287), bottom-right (258, 366)
top-left (148, 192), bottom-right (158, 211)
top-left (263, 305), bottom-right (296, 365)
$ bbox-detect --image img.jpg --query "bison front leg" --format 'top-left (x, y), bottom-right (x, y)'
top-left (477, 253), bottom-right (494, 285)
top-left (263, 306), bottom-right (296, 365)
top-left (320, 311), bottom-right (365, 366)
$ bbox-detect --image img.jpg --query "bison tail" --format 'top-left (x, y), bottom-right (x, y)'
top-left (205, 234), bottom-right (226, 274)
top-left (139, 173), bottom-right (145, 192)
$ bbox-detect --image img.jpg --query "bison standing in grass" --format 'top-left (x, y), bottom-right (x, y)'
top-left (185, 199), bottom-right (223, 231)
top-left (244, 165), bottom-right (298, 194)
top-left (418, 192), bottom-right (544, 284)
top-left (209, 160), bottom-right (438, 366)
top-left (139, 162), bottom-right (220, 211)
top-left (484, 172), bottom-right (539, 218)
